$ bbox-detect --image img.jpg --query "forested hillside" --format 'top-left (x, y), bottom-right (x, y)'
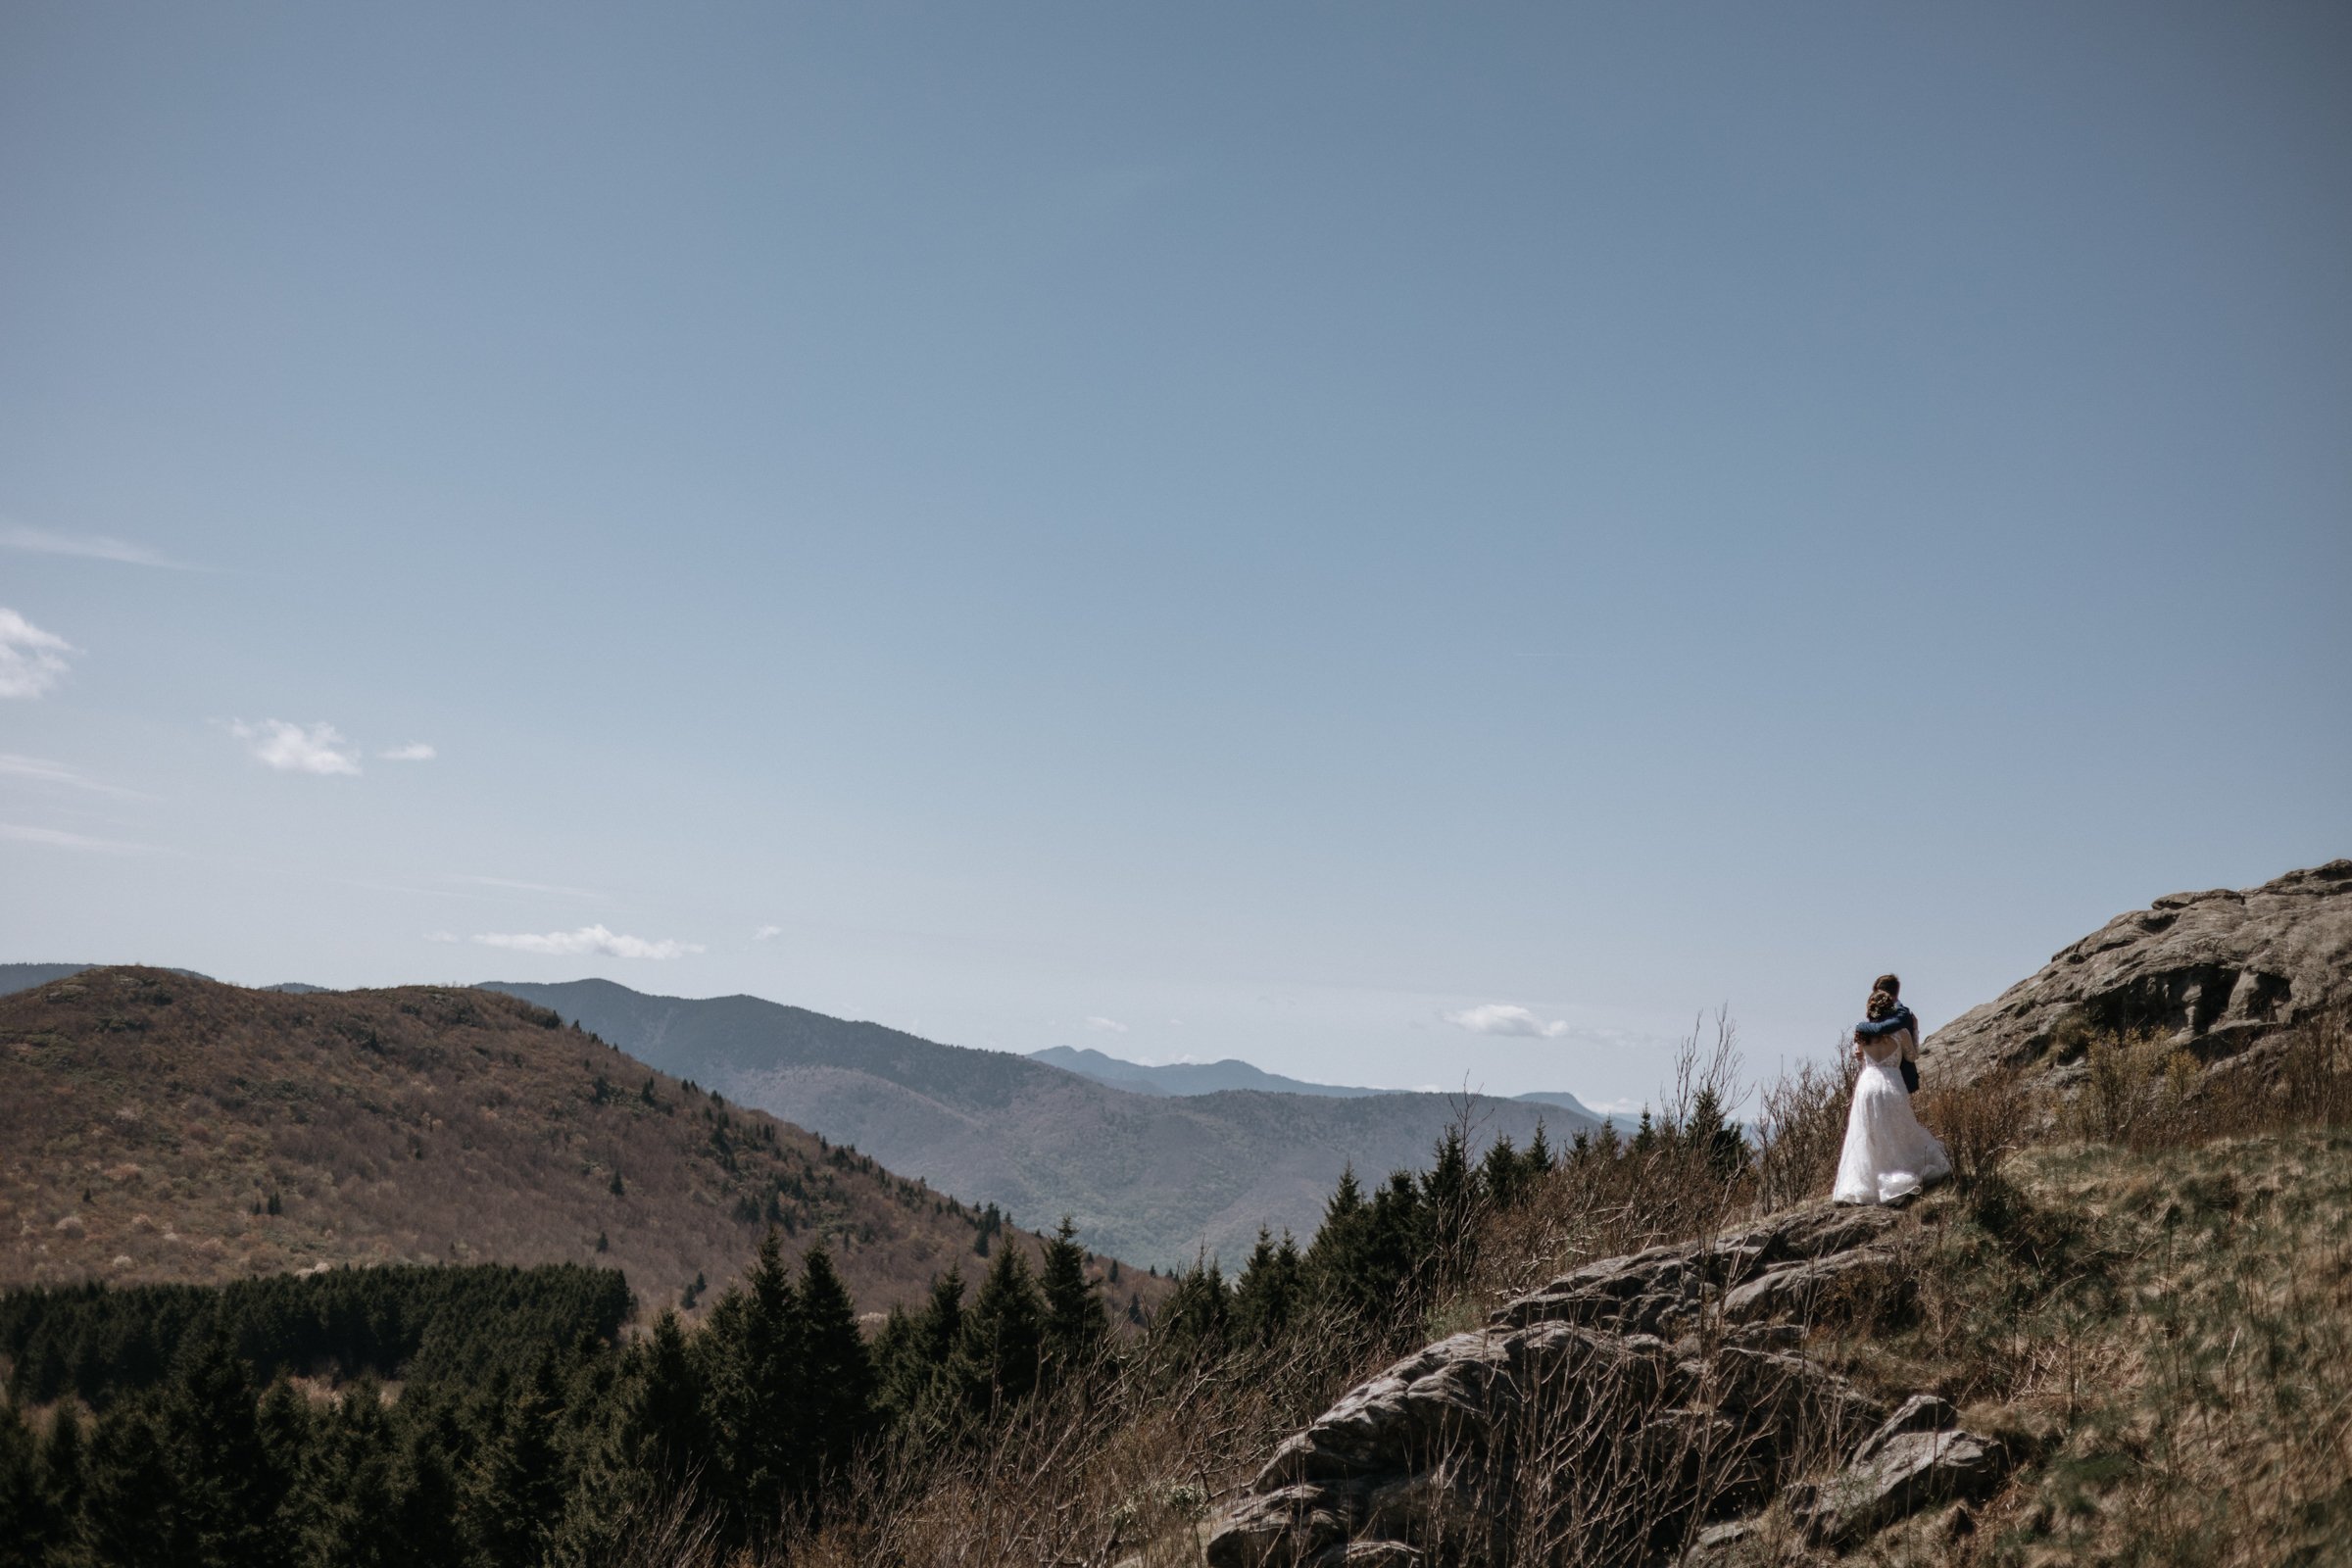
top-left (0, 969), bottom-right (1159, 1317)
top-left (486, 977), bottom-right (1588, 1265)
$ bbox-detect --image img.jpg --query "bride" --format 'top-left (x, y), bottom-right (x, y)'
top-left (1832, 984), bottom-right (1951, 1205)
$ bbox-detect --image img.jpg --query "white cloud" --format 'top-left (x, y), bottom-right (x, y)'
top-left (753, 924), bottom-right (784, 941)
top-left (0, 609), bottom-right (74, 699)
top-left (379, 743), bottom-right (436, 761)
top-left (231, 719), bottom-right (363, 776)
top-left (0, 822), bottom-right (150, 855)
top-left (1084, 1015), bottom-right (1129, 1033)
top-left (471, 924), bottom-right (703, 960)
top-left (2, 526), bottom-right (188, 569)
top-left (0, 754), bottom-right (144, 799)
top-left (1446, 1003), bottom-right (1574, 1039)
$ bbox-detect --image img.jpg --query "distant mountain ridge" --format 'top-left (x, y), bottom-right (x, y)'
top-left (1032, 1044), bottom-right (1604, 1122)
top-left (483, 979), bottom-right (1597, 1266)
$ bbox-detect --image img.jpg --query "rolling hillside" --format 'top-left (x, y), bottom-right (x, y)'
top-left (484, 978), bottom-right (1592, 1266)
top-left (0, 968), bottom-right (1165, 1319)
top-left (1032, 1043), bottom-right (1605, 1122)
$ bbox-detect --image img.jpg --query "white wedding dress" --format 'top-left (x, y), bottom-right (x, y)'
top-left (1832, 1028), bottom-right (1951, 1205)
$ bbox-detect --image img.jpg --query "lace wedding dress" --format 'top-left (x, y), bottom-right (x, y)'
top-left (1832, 1028), bottom-right (1951, 1205)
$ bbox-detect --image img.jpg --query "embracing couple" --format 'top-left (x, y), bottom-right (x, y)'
top-left (1831, 972), bottom-right (1953, 1206)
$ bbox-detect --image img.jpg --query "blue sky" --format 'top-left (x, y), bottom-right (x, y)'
top-left (3, 3), bottom-right (2346, 1113)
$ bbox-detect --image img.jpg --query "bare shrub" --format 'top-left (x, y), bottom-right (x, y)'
top-left (1751, 1046), bottom-right (1852, 1212)
top-left (1916, 1064), bottom-right (2028, 1194)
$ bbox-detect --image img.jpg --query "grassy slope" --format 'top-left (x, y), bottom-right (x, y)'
top-left (0, 967), bottom-right (1170, 1320)
top-left (486, 977), bottom-right (1584, 1267)
top-left (1740, 1129), bottom-right (2352, 1566)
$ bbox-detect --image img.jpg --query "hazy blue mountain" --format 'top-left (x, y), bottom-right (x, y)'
top-left (483, 978), bottom-right (1592, 1267)
top-left (1513, 1090), bottom-right (1608, 1119)
top-left (1034, 1045), bottom-right (1605, 1125)
top-left (1029, 1045), bottom-right (1391, 1099)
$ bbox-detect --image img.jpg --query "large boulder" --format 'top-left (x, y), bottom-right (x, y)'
top-left (1926, 860), bottom-right (2352, 1085)
top-left (1203, 1202), bottom-right (1902, 1568)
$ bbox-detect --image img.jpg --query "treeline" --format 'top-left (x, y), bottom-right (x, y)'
top-left (0, 1264), bottom-right (629, 1407)
top-left (0, 1113), bottom-right (1713, 1567)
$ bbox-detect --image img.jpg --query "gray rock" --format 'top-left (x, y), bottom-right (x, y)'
top-left (1926, 859), bottom-right (2352, 1085)
top-left (1854, 1394), bottom-right (1960, 1463)
top-left (1788, 1427), bottom-right (2011, 1547)
top-left (1206, 1200), bottom-right (1921, 1568)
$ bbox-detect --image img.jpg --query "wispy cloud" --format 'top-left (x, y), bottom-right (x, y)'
top-left (379, 743), bottom-right (436, 762)
top-left (0, 754), bottom-right (145, 799)
top-left (231, 719), bottom-right (363, 776)
top-left (1084, 1015), bottom-right (1129, 1033)
top-left (0, 822), bottom-right (152, 855)
top-left (1, 526), bottom-right (190, 570)
top-left (1445, 1003), bottom-right (1574, 1039)
top-left (0, 609), bottom-right (74, 700)
top-left (471, 924), bottom-right (703, 959)
top-left (455, 874), bottom-right (605, 901)
top-left (423, 931), bottom-right (460, 944)
top-left (753, 924), bottom-right (784, 941)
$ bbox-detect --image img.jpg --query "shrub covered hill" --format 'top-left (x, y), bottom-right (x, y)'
top-left (0, 967), bottom-right (1167, 1318)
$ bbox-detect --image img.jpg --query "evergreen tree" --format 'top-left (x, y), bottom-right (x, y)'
top-left (1038, 1218), bottom-right (1105, 1376)
top-left (956, 1244), bottom-right (1046, 1411)
top-left (1155, 1252), bottom-right (1231, 1359)
top-left (39, 1402), bottom-right (87, 1566)
top-left (0, 1399), bottom-right (56, 1568)
top-left (794, 1245), bottom-right (875, 1486)
top-left (698, 1230), bottom-right (804, 1544)
top-left (157, 1326), bottom-right (289, 1568)
top-left (1630, 1108), bottom-right (1657, 1155)
top-left (80, 1396), bottom-right (177, 1568)
top-left (460, 1356), bottom-right (567, 1568)
top-left (875, 1268), bottom-right (965, 1437)
top-left (1524, 1119), bottom-right (1555, 1176)
top-left (1230, 1228), bottom-right (1304, 1348)
top-left (1684, 1086), bottom-right (1749, 1180)
top-left (1479, 1134), bottom-right (1524, 1212)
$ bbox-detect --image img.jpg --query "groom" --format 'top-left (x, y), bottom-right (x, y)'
top-left (1853, 971), bottom-right (1921, 1094)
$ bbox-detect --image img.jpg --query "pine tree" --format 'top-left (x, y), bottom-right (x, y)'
top-left (1684, 1086), bottom-right (1748, 1180)
top-left (39, 1403), bottom-right (87, 1565)
top-left (459, 1356), bottom-right (566, 1568)
top-left (1039, 1217), bottom-right (1105, 1377)
top-left (1631, 1107), bottom-right (1657, 1155)
top-left (876, 1268), bottom-right (966, 1437)
top-left (622, 1310), bottom-right (708, 1481)
top-left (1155, 1252), bottom-right (1230, 1359)
top-left (1525, 1119), bottom-right (1555, 1176)
top-left (1479, 1134), bottom-right (1524, 1212)
top-left (795, 1245), bottom-right (876, 1488)
top-left (1231, 1228), bottom-right (1303, 1347)
top-left (957, 1244), bottom-right (1046, 1411)
top-left (159, 1326), bottom-right (289, 1568)
top-left (699, 1229), bottom-right (805, 1544)
top-left (0, 1399), bottom-right (56, 1568)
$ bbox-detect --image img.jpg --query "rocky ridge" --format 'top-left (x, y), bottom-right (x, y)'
top-left (1205, 1202), bottom-right (2008, 1566)
top-left (1924, 858), bottom-right (2352, 1086)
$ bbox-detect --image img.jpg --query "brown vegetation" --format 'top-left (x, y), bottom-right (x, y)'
top-left (0, 968), bottom-right (1170, 1318)
top-left (697, 1010), bottom-right (2352, 1567)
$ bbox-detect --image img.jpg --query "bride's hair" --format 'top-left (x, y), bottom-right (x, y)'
top-left (1866, 987), bottom-right (1900, 1021)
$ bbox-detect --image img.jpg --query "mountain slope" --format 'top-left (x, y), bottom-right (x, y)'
top-left (1032, 1044), bottom-right (1606, 1123)
top-left (0, 968), bottom-right (1158, 1317)
top-left (483, 979), bottom-right (1584, 1266)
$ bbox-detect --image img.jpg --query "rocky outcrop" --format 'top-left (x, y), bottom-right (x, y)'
top-left (1205, 1204), bottom-right (1932, 1568)
top-left (1785, 1401), bottom-right (2011, 1547)
top-left (1926, 860), bottom-right (2352, 1086)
